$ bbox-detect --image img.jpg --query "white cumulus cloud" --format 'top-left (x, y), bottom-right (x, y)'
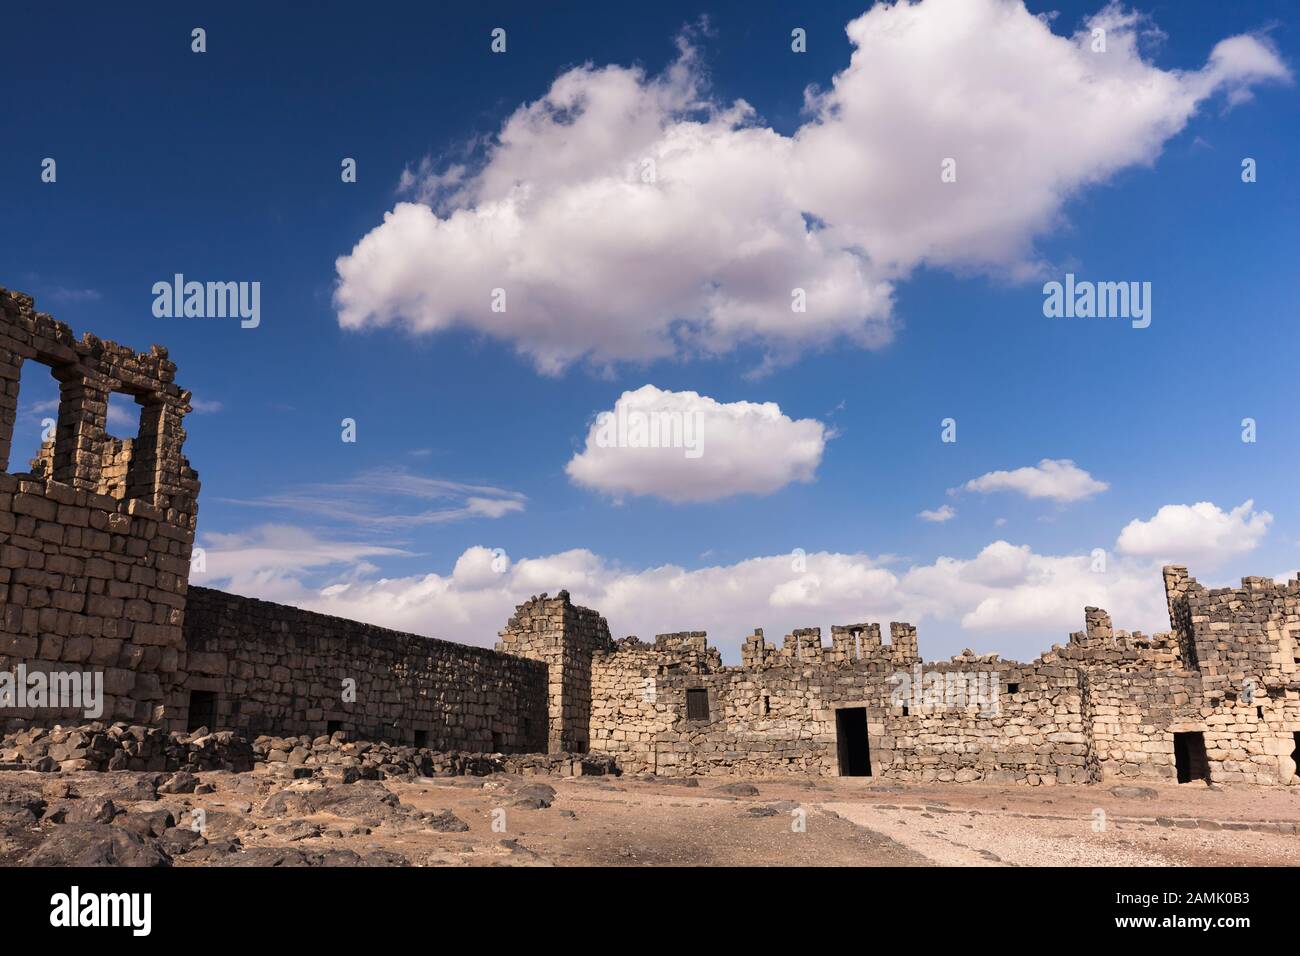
top-left (919, 505), bottom-right (957, 522)
top-left (1115, 499), bottom-right (1272, 562)
top-left (958, 458), bottom-right (1108, 502)
top-left (565, 385), bottom-right (827, 502)
top-left (334, 0), bottom-right (1287, 374)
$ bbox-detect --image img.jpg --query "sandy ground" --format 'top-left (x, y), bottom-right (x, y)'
top-left (6, 768), bottom-right (1300, 866)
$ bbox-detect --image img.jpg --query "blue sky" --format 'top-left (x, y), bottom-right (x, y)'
top-left (3, 0), bottom-right (1298, 661)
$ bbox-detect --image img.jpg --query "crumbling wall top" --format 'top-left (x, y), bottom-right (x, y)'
top-left (0, 288), bottom-right (199, 525)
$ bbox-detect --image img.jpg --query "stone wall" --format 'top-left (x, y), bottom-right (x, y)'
top-left (585, 574), bottom-right (1300, 785)
top-left (181, 586), bottom-right (548, 751)
top-left (496, 591), bottom-right (612, 753)
top-left (3, 287), bottom-right (1299, 787)
top-left (0, 288), bottom-right (198, 731)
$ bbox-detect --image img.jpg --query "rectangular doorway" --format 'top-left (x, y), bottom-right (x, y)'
top-left (187, 690), bottom-right (217, 733)
top-left (836, 707), bottom-right (872, 776)
top-left (1173, 731), bottom-right (1209, 783)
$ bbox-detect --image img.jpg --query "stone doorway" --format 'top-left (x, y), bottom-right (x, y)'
top-left (187, 690), bottom-right (218, 733)
top-left (836, 707), bottom-right (872, 776)
top-left (1173, 731), bottom-right (1209, 783)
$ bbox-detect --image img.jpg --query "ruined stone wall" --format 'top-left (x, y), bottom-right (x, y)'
top-left (0, 289), bottom-right (198, 731)
top-left (496, 591), bottom-right (612, 753)
top-left (593, 635), bottom-right (1091, 782)
top-left (1159, 568), bottom-right (1300, 784)
top-left (182, 586), bottom-right (548, 751)
top-left (585, 585), bottom-right (1300, 786)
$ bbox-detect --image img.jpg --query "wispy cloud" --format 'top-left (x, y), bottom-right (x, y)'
top-left (219, 468), bottom-right (526, 529)
top-left (48, 287), bottom-right (102, 304)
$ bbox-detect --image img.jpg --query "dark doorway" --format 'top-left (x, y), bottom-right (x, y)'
top-left (187, 690), bottom-right (217, 733)
top-left (327, 720), bottom-right (343, 736)
top-left (1291, 733), bottom-right (1300, 781)
top-left (413, 729), bottom-right (427, 748)
top-left (1173, 731), bottom-right (1210, 783)
top-left (835, 707), bottom-right (872, 777)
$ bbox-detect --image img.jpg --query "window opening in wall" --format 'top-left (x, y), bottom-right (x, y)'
top-left (1173, 731), bottom-right (1210, 784)
top-left (187, 690), bottom-right (217, 733)
top-left (105, 391), bottom-right (142, 441)
top-left (9, 360), bottom-right (59, 476)
top-left (1257, 707), bottom-right (1264, 720)
top-left (101, 392), bottom-right (143, 498)
top-left (1291, 733), bottom-right (1300, 781)
top-left (762, 694), bottom-right (770, 716)
top-left (1007, 682), bottom-right (1020, 694)
top-left (901, 704), bottom-right (910, 717)
top-left (686, 687), bottom-right (709, 720)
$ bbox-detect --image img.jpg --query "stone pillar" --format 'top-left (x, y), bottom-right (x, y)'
top-left (51, 371), bottom-right (109, 490)
top-left (125, 399), bottom-right (163, 501)
top-left (1084, 607), bottom-right (1113, 642)
top-left (0, 348), bottom-right (22, 473)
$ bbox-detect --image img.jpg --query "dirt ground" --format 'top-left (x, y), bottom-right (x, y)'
top-left (6, 767), bottom-right (1300, 866)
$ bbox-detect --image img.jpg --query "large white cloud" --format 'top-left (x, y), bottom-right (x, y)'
top-left (1115, 499), bottom-right (1271, 562)
top-left (334, 0), bottom-right (1288, 374)
top-left (958, 458), bottom-right (1108, 503)
top-left (564, 385), bottom-right (827, 502)
top-left (196, 526), bottom-right (1178, 663)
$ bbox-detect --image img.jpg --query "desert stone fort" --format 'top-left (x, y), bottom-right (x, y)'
top-left (2, 285), bottom-right (1299, 794)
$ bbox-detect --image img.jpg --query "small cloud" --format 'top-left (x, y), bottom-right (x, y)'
top-left (956, 459), bottom-right (1108, 504)
top-left (1116, 499), bottom-right (1271, 563)
top-left (190, 398), bottom-right (223, 414)
top-left (918, 505), bottom-right (956, 523)
top-left (566, 385), bottom-right (827, 503)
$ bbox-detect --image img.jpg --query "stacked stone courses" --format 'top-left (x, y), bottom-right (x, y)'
top-left (0, 288), bottom-right (198, 730)
top-left (2, 288), bottom-right (1299, 788)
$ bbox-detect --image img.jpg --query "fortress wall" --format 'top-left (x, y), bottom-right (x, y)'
top-left (182, 586), bottom-right (548, 751)
top-left (593, 642), bottom-right (1092, 782)
top-left (3, 287), bottom-right (1298, 785)
top-left (587, 595), bottom-right (1300, 785)
top-left (496, 591), bottom-right (612, 753)
top-left (0, 288), bottom-right (198, 731)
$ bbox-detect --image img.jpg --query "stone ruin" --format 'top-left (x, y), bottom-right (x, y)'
top-left (1, 285), bottom-right (1299, 787)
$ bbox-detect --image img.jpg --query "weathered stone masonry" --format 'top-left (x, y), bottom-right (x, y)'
top-left (183, 586), bottom-right (547, 752)
top-left (0, 288), bottom-right (198, 730)
top-left (0, 289), bottom-right (548, 751)
top-left (580, 577), bottom-right (1300, 785)
top-left (2, 288), bottom-right (1299, 787)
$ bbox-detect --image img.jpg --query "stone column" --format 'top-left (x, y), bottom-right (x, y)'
top-left (51, 371), bottom-right (109, 490)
